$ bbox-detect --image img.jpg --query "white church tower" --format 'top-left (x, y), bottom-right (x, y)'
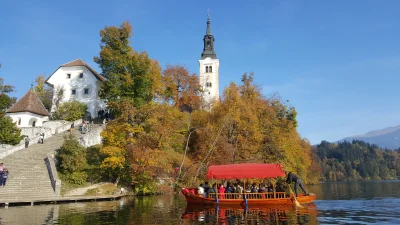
top-left (199, 13), bottom-right (219, 107)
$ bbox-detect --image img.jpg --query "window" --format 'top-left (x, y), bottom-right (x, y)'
top-left (206, 82), bottom-right (212, 87)
top-left (32, 121), bottom-right (36, 127)
top-left (79, 73), bottom-right (84, 78)
top-left (18, 118), bottom-right (21, 125)
top-left (205, 66), bottom-right (209, 73)
top-left (67, 74), bottom-right (71, 79)
top-left (84, 88), bottom-right (89, 95)
top-left (209, 66), bottom-right (212, 73)
top-left (72, 89), bottom-right (76, 95)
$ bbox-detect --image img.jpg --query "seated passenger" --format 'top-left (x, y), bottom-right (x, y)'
top-left (267, 184), bottom-right (274, 192)
top-left (203, 181), bottom-right (210, 193)
top-left (258, 184), bottom-right (266, 193)
top-left (218, 184), bottom-right (225, 199)
top-left (251, 183), bottom-right (258, 193)
top-left (235, 183), bottom-right (244, 199)
top-left (198, 183), bottom-right (206, 197)
top-left (276, 183), bottom-right (286, 192)
top-left (207, 183), bottom-right (216, 198)
top-left (275, 183), bottom-right (286, 198)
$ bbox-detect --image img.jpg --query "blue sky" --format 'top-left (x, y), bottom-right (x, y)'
top-left (1, 0), bottom-right (400, 144)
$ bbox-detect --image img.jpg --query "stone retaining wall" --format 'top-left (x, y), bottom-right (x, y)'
top-left (78, 125), bottom-right (104, 147)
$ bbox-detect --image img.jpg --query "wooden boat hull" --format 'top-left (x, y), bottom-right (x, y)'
top-left (181, 188), bottom-right (316, 207)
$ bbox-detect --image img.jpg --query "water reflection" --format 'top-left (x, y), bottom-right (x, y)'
top-left (181, 204), bottom-right (318, 225)
top-left (1, 181), bottom-right (400, 224)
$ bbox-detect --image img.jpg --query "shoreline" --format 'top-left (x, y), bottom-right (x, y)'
top-left (0, 195), bottom-right (125, 207)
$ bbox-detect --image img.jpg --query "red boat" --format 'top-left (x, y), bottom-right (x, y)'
top-left (181, 163), bottom-right (316, 207)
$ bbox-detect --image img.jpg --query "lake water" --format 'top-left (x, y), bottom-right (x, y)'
top-left (1, 181), bottom-right (400, 224)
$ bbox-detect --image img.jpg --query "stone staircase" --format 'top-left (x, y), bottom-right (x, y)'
top-left (0, 133), bottom-right (68, 202)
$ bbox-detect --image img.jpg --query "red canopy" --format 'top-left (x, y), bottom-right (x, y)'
top-left (206, 163), bottom-right (285, 180)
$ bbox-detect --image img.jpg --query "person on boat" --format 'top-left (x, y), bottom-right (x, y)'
top-left (197, 183), bottom-right (206, 197)
top-left (225, 182), bottom-right (234, 193)
top-left (267, 183), bottom-right (274, 192)
top-left (276, 183), bottom-right (286, 192)
top-left (258, 184), bottom-right (266, 192)
top-left (218, 184), bottom-right (225, 199)
top-left (203, 181), bottom-right (210, 193)
top-left (285, 172), bottom-right (309, 197)
top-left (235, 183), bottom-right (243, 199)
top-left (225, 182), bottom-right (236, 199)
top-left (207, 183), bottom-right (216, 198)
top-left (251, 183), bottom-right (258, 193)
top-left (258, 184), bottom-right (266, 199)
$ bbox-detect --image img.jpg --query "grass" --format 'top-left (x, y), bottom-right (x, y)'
top-left (60, 180), bottom-right (91, 196)
top-left (84, 183), bottom-right (120, 196)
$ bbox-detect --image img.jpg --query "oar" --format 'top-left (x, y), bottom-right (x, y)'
top-left (288, 185), bottom-right (303, 208)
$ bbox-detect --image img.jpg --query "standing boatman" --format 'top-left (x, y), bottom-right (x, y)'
top-left (286, 171), bottom-right (309, 197)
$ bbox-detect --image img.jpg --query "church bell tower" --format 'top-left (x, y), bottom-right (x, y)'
top-left (199, 11), bottom-right (220, 106)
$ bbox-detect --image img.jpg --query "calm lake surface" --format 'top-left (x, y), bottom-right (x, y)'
top-left (1, 181), bottom-right (400, 225)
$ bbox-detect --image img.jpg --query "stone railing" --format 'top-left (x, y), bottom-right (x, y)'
top-left (0, 143), bottom-right (26, 159)
top-left (45, 153), bottom-right (61, 196)
top-left (43, 118), bottom-right (82, 135)
top-left (0, 119), bottom-right (83, 159)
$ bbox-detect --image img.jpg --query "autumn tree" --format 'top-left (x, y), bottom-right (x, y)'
top-left (34, 75), bottom-right (53, 111)
top-left (94, 21), bottom-right (162, 112)
top-left (161, 65), bottom-right (201, 111)
top-left (100, 117), bottom-right (143, 184)
top-left (186, 73), bottom-right (313, 183)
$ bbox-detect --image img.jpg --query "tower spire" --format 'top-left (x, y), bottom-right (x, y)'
top-left (201, 9), bottom-right (216, 59)
top-left (206, 9), bottom-right (212, 35)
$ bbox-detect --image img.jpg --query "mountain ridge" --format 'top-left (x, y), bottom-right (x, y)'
top-left (339, 125), bottom-right (400, 150)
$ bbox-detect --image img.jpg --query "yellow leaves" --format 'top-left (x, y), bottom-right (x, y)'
top-left (101, 119), bottom-right (142, 148)
top-left (100, 146), bottom-right (124, 156)
top-left (100, 156), bottom-right (125, 170)
top-left (99, 146), bottom-right (125, 170)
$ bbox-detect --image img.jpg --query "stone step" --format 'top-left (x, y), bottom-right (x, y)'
top-left (0, 131), bottom-right (83, 201)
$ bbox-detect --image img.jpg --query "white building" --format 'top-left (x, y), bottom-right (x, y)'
top-left (199, 14), bottom-right (220, 106)
top-left (6, 89), bottom-right (50, 127)
top-left (45, 59), bottom-right (106, 118)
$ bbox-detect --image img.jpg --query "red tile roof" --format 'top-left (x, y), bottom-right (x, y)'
top-left (6, 89), bottom-right (50, 116)
top-left (45, 59), bottom-right (106, 85)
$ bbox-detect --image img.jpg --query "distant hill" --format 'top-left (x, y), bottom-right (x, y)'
top-left (339, 125), bottom-right (400, 150)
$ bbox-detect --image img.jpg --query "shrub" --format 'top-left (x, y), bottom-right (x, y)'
top-left (57, 134), bottom-right (87, 173)
top-left (60, 172), bottom-right (88, 185)
top-left (53, 101), bottom-right (87, 121)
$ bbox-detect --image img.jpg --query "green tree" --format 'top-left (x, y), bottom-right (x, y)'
top-left (0, 78), bottom-right (17, 116)
top-left (58, 134), bottom-right (87, 173)
top-left (53, 101), bottom-right (87, 121)
top-left (94, 21), bottom-right (162, 112)
top-left (0, 73), bottom-right (22, 145)
top-left (0, 115), bottom-right (23, 145)
top-left (34, 75), bottom-right (53, 111)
